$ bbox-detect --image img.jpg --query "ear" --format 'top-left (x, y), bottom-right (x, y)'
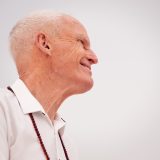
top-left (35, 33), bottom-right (52, 56)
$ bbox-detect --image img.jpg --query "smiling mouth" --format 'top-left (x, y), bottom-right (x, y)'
top-left (80, 63), bottom-right (91, 73)
top-left (80, 62), bottom-right (91, 69)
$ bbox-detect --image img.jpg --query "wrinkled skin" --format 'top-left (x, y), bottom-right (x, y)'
top-left (48, 17), bottom-right (98, 93)
top-left (20, 15), bottom-right (98, 120)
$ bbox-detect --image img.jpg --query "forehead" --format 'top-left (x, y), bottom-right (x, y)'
top-left (57, 16), bottom-right (90, 41)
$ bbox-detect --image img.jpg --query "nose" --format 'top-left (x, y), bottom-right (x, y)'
top-left (86, 52), bottom-right (98, 65)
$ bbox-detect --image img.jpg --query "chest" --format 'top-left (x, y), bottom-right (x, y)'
top-left (7, 112), bottom-right (68, 160)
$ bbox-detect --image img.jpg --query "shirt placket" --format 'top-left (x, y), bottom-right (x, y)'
top-left (53, 119), bottom-right (66, 160)
top-left (54, 128), bottom-right (61, 160)
top-left (44, 113), bottom-right (60, 160)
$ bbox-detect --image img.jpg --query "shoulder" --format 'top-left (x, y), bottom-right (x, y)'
top-left (0, 87), bottom-right (19, 119)
top-left (0, 88), bottom-right (15, 109)
top-left (0, 88), bottom-right (9, 110)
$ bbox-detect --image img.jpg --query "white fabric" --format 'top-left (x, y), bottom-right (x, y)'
top-left (0, 79), bottom-right (77, 160)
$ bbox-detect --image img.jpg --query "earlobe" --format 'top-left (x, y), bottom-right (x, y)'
top-left (36, 33), bottom-right (52, 56)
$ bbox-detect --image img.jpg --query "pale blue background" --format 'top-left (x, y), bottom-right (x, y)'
top-left (0, 0), bottom-right (160, 159)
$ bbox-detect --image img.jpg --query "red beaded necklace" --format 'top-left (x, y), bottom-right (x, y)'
top-left (7, 86), bottom-right (70, 160)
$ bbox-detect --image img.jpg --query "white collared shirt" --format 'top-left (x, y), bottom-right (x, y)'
top-left (0, 79), bottom-right (77, 160)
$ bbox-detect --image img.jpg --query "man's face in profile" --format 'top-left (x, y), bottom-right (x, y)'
top-left (49, 18), bottom-right (98, 94)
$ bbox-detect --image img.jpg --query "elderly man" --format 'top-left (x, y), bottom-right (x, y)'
top-left (0, 10), bottom-right (98, 160)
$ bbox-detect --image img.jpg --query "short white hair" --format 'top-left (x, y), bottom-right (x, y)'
top-left (9, 10), bottom-right (71, 61)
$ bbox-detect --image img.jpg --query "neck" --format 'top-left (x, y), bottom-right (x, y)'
top-left (20, 73), bottom-right (72, 121)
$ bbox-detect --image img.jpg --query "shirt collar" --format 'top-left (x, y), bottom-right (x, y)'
top-left (10, 78), bottom-right (46, 115)
top-left (54, 113), bottom-right (66, 132)
top-left (10, 78), bottom-right (66, 130)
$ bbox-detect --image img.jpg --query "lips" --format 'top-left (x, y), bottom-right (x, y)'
top-left (80, 58), bottom-right (91, 70)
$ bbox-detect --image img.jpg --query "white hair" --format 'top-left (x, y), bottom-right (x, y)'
top-left (9, 10), bottom-right (71, 62)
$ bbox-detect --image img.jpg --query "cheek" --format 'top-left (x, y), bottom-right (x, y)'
top-left (51, 42), bottom-right (84, 73)
top-left (66, 43), bottom-right (81, 57)
top-left (62, 46), bottom-right (82, 66)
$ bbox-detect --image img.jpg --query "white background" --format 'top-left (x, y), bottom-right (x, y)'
top-left (0, 0), bottom-right (160, 160)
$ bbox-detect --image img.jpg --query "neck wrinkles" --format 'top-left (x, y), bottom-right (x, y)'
top-left (20, 74), bottom-right (71, 121)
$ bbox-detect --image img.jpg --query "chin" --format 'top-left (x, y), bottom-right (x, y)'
top-left (77, 77), bottom-right (94, 94)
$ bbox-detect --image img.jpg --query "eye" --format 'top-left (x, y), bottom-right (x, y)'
top-left (77, 39), bottom-right (85, 49)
